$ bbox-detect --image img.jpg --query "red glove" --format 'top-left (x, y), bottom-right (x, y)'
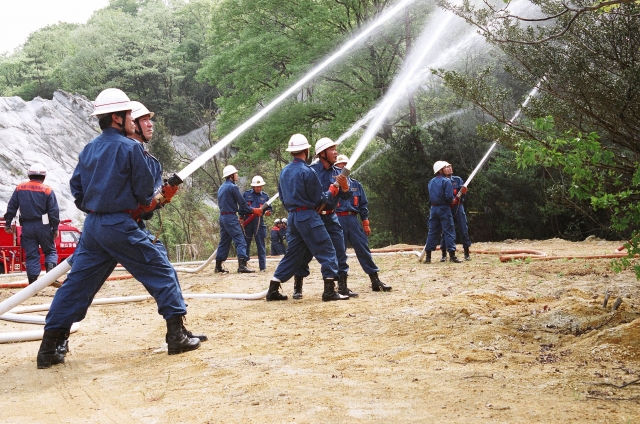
top-left (252, 207), bottom-right (263, 217)
top-left (460, 186), bottom-right (468, 194)
top-left (451, 197), bottom-right (460, 207)
top-left (131, 197), bottom-right (159, 220)
top-left (362, 219), bottom-right (371, 236)
top-left (335, 174), bottom-right (349, 191)
top-left (265, 210), bottom-right (272, 216)
top-left (328, 184), bottom-right (339, 196)
top-left (161, 183), bottom-right (179, 204)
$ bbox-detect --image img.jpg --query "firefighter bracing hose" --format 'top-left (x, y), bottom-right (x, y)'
top-left (418, 83), bottom-right (543, 262)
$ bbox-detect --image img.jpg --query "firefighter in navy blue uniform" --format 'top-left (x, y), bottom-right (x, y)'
top-left (439, 164), bottom-right (472, 261)
top-left (264, 133), bottom-right (349, 302)
top-left (290, 137), bottom-right (357, 300)
top-left (421, 161), bottom-right (462, 264)
top-left (129, 101), bottom-right (207, 343)
top-left (214, 165), bottom-right (263, 274)
top-left (279, 218), bottom-right (288, 251)
top-left (270, 219), bottom-right (285, 255)
top-left (241, 176), bottom-right (272, 271)
top-left (4, 163), bottom-right (60, 284)
top-left (36, 88), bottom-right (202, 369)
top-left (334, 155), bottom-right (391, 292)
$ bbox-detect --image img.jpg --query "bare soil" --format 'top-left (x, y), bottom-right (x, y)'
top-left (1, 238), bottom-right (639, 423)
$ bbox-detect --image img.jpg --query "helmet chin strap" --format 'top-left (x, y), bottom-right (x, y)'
top-left (134, 119), bottom-right (149, 142)
top-left (117, 111), bottom-right (128, 136)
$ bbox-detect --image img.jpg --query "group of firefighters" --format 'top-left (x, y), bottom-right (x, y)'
top-left (2, 87), bottom-right (472, 369)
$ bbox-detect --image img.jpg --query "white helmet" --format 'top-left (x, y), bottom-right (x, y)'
top-left (90, 88), bottom-right (134, 117)
top-left (28, 163), bottom-right (47, 176)
top-left (281, 217), bottom-right (287, 224)
top-left (130, 101), bottom-right (155, 120)
top-left (315, 137), bottom-right (336, 155)
top-left (286, 133), bottom-right (311, 152)
top-left (222, 165), bottom-right (239, 178)
top-left (251, 175), bottom-right (266, 187)
top-left (336, 154), bottom-right (349, 164)
top-left (433, 160), bottom-right (451, 174)
top-left (274, 218), bottom-right (281, 224)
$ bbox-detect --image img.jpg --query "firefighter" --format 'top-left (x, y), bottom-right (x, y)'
top-left (3, 163), bottom-right (60, 284)
top-left (421, 161), bottom-right (462, 264)
top-left (265, 133), bottom-right (349, 302)
top-left (334, 155), bottom-right (391, 292)
top-left (214, 165), bottom-right (263, 274)
top-left (279, 217), bottom-right (288, 251)
top-left (241, 176), bottom-right (272, 271)
top-left (291, 137), bottom-right (356, 300)
top-left (128, 101), bottom-right (207, 342)
top-left (270, 218), bottom-right (285, 255)
top-left (439, 163), bottom-right (471, 261)
top-left (36, 88), bottom-right (203, 369)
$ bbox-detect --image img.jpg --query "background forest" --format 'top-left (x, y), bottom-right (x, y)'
top-left (1, 0), bottom-right (638, 268)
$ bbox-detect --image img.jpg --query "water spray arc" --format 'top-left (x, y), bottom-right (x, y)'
top-left (176, 0), bottom-right (418, 182)
top-left (459, 83), bottom-right (541, 192)
top-left (341, 9), bottom-right (459, 176)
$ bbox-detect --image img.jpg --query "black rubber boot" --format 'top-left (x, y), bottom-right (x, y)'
top-left (27, 274), bottom-right (39, 284)
top-left (166, 316), bottom-right (200, 355)
top-left (292, 276), bottom-right (303, 300)
top-left (440, 251), bottom-right (447, 262)
top-left (46, 262), bottom-right (63, 287)
top-left (37, 330), bottom-right (65, 369)
top-left (464, 246), bottom-right (471, 261)
top-left (449, 251), bottom-right (463, 263)
top-left (322, 278), bottom-right (349, 301)
top-left (237, 258), bottom-right (255, 273)
top-left (184, 325), bottom-right (208, 342)
top-left (425, 251), bottom-right (432, 264)
top-left (56, 328), bottom-right (70, 355)
top-left (214, 260), bottom-right (229, 274)
top-left (266, 280), bottom-right (288, 301)
top-left (337, 275), bottom-right (358, 298)
top-left (370, 272), bottom-right (392, 292)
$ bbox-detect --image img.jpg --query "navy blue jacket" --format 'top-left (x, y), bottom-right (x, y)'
top-left (241, 189), bottom-right (272, 221)
top-left (70, 127), bottom-right (155, 214)
top-left (336, 178), bottom-right (369, 221)
top-left (309, 161), bottom-right (352, 209)
top-left (278, 158), bottom-right (330, 211)
top-left (217, 179), bottom-right (253, 215)
top-left (428, 175), bottom-right (454, 206)
top-left (4, 180), bottom-right (60, 229)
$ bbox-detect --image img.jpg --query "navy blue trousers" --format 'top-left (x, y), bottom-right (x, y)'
top-left (45, 212), bottom-right (186, 330)
top-left (244, 217), bottom-right (267, 270)
top-left (424, 205), bottom-right (456, 252)
top-left (338, 214), bottom-right (379, 275)
top-left (273, 210), bottom-right (338, 282)
top-left (21, 220), bottom-right (57, 278)
top-left (216, 214), bottom-right (249, 261)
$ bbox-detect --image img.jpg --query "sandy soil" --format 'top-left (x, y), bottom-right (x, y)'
top-left (1, 238), bottom-right (639, 423)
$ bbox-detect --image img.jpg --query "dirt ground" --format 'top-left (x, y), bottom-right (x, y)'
top-left (1, 238), bottom-right (639, 423)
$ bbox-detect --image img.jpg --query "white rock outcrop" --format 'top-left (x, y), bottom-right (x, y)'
top-left (0, 91), bottom-right (98, 225)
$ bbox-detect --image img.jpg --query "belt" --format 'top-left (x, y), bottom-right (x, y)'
top-left (336, 211), bottom-right (357, 217)
top-left (289, 207), bottom-right (309, 212)
top-left (319, 210), bottom-right (334, 215)
top-left (220, 212), bottom-right (236, 215)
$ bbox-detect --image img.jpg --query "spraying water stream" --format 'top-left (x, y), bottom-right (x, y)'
top-left (177, 0), bottom-right (419, 181)
top-left (344, 7), bottom-right (467, 171)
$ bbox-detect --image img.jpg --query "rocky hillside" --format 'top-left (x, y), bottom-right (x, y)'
top-left (0, 91), bottom-right (98, 225)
